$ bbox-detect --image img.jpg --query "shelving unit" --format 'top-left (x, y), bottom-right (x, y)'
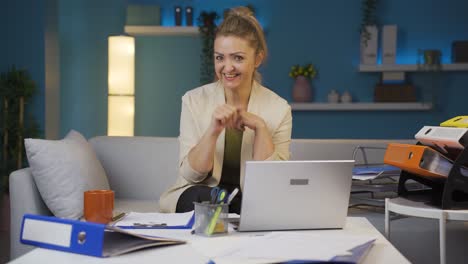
top-left (359, 63), bottom-right (468, 72)
top-left (124, 26), bottom-right (199, 36)
top-left (290, 102), bottom-right (433, 111)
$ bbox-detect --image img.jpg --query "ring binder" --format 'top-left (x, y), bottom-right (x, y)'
top-left (389, 143), bottom-right (468, 209)
top-left (20, 214), bottom-right (185, 257)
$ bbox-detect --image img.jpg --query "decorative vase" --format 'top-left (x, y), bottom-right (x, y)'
top-left (341, 91), bottom-right (353, 103)
top-left (360, 25), bottom-right (378, 65)
top-left (292, 76), bottom-right (312, 102)
top-left (327, 89), bottom-right (340, 103)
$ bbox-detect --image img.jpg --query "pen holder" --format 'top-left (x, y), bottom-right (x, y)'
top-left (193, 202), bottom-right (228, 236)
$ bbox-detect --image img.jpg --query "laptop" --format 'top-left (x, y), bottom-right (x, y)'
top-left (237, 160), bottom-right (355, 232)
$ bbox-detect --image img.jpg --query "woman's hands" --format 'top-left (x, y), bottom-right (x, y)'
top-left (209, 104), bottom-right (267, 136)
top-left (189, 105), bottom-right (272, 174)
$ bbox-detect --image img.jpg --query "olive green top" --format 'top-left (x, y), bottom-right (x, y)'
top-left (219, 128), bottom-right (243, 192)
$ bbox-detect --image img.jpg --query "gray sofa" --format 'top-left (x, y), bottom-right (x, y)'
top-left (9, 136), bottom-right (411, 260)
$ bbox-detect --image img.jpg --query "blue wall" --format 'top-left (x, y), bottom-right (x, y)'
top-left (4, 0), bottom-right (468, 139)
top-left (1, 0), bottom-right (45, 136)
top-left (58, 0), bottom-right (126, 138)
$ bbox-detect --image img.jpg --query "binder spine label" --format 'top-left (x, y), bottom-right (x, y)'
top-left (22, 218), bottom-right (72, 247)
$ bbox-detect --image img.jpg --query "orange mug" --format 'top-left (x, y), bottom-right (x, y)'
top-left (84, 190), bottom-right (114, 224)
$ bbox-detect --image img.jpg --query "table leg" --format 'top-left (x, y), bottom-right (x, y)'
top-left (439, 211), bottom-right (447, 264)
top-left (385, 198), bottom-right (390, 239)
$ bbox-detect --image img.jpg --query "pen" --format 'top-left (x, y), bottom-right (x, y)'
top-left (205, 191), bottom-right (227, 235)
top-left (111, 212), bottom-right (126, 222)
top-left (133, 223), bottom-right (167, 227)
top-left (227, 188), bottom-right (239, 204)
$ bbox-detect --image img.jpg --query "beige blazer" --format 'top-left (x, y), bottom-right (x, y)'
top-left (159, 81), bottom-right (292, 213)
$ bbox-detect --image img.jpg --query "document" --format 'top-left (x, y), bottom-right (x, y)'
top-left (352, 165), bottom-right (401, 180)
top-left (113, 211), bottom-right (194, 229)
top-left (190, 232), bottom-right (375, 263)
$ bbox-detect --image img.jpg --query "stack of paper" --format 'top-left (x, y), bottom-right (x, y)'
top-left (112, 211), bottom-right (194, 229)
top-left (352, 165), bottom-right (401, 181)
top-left (190, 232), bottom-right (375, 263)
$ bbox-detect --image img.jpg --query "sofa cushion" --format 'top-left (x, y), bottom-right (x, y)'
top-left (24, 130), bottom-right (110, 219)
top-left (114, 198), bottom-right (160, 213)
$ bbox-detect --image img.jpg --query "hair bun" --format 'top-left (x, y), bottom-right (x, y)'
top-left (224, 6), bottom-right (254, 19)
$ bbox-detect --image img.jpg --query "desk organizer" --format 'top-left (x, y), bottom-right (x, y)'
top-left (397, 143), bottom-right (468, 209)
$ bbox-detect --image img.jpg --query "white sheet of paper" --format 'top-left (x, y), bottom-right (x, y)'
top-left (114, 211), bottom-right (194, 227)
top-left (352, 173), bottom-right (383, 180)
top-left (191, 232), bottom-right (375, 262)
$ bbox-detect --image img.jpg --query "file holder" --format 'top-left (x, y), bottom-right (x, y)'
top-left (397, 143), bottom-right (468, 209)
top-left (350, 146), bottom-right (401, 208)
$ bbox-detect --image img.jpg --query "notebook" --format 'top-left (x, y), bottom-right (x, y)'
top-left (238, 160), bottom-right (355, 232)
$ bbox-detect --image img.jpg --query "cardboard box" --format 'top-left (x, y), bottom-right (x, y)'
top-left (452, 41), bottom-right (468, 63)
top-left (126, 5), bottom-right (160, 26)
top-left (374, 83), bottom-right (416, 102)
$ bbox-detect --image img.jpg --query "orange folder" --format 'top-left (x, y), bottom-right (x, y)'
top-left (384, 143), bottom-right (452, 178)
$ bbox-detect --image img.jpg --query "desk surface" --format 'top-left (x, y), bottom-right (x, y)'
top-left (10, 217), bottom-right (409, 264)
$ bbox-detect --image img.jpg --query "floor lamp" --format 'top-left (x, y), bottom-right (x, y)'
top-left (108, 35), bottom-right (135, 136)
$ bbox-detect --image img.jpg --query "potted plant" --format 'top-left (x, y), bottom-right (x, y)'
top-left (360, 0), bottom-right (378, 47)
top-left (360, 0), bottom-right (379, 65)
top-left (197, 11), bottom-right (219, 85)
top-left (0, 66), bottom-right (40, 195)
top-left (289, 64), bottom-right (317, 102)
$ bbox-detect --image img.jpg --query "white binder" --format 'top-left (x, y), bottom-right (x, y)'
top-left (415, 126), bottom-right (468, 151)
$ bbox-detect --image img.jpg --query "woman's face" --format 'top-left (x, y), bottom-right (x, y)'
top-left (214, 35), bottom-right (262, 91)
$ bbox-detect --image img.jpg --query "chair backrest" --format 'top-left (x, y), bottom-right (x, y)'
top-left (290, 139), bottom-right (415, 165)
top-left (89, 136), bottom-right (179, 200)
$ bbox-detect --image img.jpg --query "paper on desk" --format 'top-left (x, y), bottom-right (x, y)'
top-left (191, 231), bottom-right (376, 262)
top-left (113, 211), bottom-right (194, 227)
top-left (352, 165), bottom-right (401, 181)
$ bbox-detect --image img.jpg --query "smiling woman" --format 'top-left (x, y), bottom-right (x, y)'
top-left (159, 6), bottom-right (292, 214)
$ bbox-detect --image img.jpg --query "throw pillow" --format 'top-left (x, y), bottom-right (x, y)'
top-left (25, 130), bottom-right (110, 219)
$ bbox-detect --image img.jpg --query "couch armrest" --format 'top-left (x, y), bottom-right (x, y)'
top-left (9, 168), bottom-right (51, 260)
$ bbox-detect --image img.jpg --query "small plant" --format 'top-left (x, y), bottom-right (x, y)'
top-left (360, 0), bottom-right (378, 46)
top-left (289, 64), bottom-right (317, 79)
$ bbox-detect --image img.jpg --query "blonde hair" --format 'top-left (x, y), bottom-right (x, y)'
top-left (216, 6), bottom-right (268, 84)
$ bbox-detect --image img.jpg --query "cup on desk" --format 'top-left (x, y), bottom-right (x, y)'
top-left (84, 190), bottom-right (114, 224)
top-left (193, 202), bottom-right (228, 236)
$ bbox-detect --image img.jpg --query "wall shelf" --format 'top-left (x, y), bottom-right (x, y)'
top-left (359, 63), bottom-right (468, 72)
top-left (124, 26), bottom-right (199, 36)
top-left (290, 102), bottom-right (433, 111)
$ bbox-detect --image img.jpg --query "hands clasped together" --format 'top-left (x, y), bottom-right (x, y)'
top-left (210, 104), bottom-right (266, 136)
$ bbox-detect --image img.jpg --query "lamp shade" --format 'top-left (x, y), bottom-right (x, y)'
top-left (108, 36), bottom-right (135, 95)
top-left (108, 35), bottom-right (135, 136)
top-left (108, 96), bottom-right (134, 136)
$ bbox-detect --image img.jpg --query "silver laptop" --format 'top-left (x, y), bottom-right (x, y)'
top-left (238, 160), bottom-right (355, 232)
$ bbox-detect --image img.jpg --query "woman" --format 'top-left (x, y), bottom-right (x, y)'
top-left (159, 6), bottom-right (292, 213)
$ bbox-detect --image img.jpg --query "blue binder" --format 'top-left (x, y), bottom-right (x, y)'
top-left (20, 214), bottom-right (185, 257)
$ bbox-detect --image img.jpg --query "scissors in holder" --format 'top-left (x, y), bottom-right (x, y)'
top-left (210, 187), bottom-right (227, 204)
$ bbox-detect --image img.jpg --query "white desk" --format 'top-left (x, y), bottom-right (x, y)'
top-left (10, 217), bottom-right (409, 264)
